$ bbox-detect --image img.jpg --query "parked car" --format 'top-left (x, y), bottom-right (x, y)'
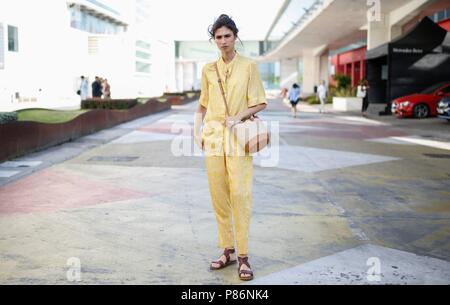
top-left (391, 82), bottom-right (450, 118)
top-left (437, 96), bottom-right (450, 121)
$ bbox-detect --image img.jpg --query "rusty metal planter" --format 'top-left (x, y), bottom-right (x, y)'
top-left (0, 98), bottom-right (170, 162)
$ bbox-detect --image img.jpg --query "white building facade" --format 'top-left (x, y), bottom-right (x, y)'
top-left (0, 0), bottom-right (176, 112)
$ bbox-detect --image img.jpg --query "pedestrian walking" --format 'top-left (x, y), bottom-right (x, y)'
top-left (193, 14), bottom-right (267, 281)
top-left (78, 75), bottom-right (89, 100)
top-left (91, 76), bottom-right (102, 98)
top-left (102, 78), bottom-right (111, 99)
top-left (358, 80), bottom-right (370, 117)
top-left (288, 83), bottom-right (301, 118)
top-left (317, 80), bottom-right (328, 113)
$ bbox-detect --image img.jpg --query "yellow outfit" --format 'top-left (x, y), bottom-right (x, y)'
top-left (199, 53), bottom-right (267, 255)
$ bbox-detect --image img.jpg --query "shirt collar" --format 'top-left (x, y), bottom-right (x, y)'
top-left (218, 51), bottom-right (239, 67)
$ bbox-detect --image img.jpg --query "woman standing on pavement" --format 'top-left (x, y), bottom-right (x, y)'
top-left (193, 14), bottom-right (267, 281)
top-left (358, 80), bottom-right (370, 117)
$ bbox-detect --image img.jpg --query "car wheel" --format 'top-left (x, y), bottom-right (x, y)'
top-left (413, 104), bottom-right (429, 119)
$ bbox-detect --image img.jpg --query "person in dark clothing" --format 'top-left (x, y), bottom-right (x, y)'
top-left (92, 76), bottom-right (103, 98)
top-left (288, 83), bottom-right (301, 118)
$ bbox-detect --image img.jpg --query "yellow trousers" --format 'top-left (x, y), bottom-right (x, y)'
top-left (205, 155), bottom-right (253, 256)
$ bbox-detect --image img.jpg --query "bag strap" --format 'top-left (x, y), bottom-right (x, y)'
top-left (214, 62), bottom-right (231, 117)
top-left (214, 61), bottom-right (259, 122)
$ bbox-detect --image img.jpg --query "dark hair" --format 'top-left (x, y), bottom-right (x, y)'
top-left (208, 14), bottom-right (240, 42)
top-left (293, 83), bottom-right (299, 89)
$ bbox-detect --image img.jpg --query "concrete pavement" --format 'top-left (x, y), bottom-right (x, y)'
top-left (1, 99), bottom-right (449, 284)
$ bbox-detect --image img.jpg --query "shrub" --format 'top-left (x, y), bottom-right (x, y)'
top-left (335, 87), bottom-right (357, 97)
top-left (163, 92), bottom-right (186, 96)
top-left (306, 95), bottom-right (332, 105)
top-left (0, 112), bottom-right (18, 124)
top-left (306, 95), bottom-right (319, 105)
top-left (333, 74), bottom-right (352, 90)
top-left (137, 98), bottom-right (150, 104)
top-left (184, 90), bottom-right (201, 94)
top-left (81, 99), bottom-right (138, 110)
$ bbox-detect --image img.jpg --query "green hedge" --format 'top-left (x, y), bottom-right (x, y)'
top-left (334, 87), bottom-right (357, 97)
top-left (163, 90), bottom-right (200, 97)
top-left (0, 112), bottom-right (18, 124)
top-left (334, 74), bottom-right (352, 90)
top-left (81, 99), bottom-right (138, 110)
top-left (163, 92), bottom-right (186, 96)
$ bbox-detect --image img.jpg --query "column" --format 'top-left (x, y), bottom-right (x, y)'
top-left (175, 62), bottom-right (184, 92)
top-left (279, 57), bottom-right (299, 90)
top-left (390, 25), bottom-right (402, 41)
top-left (182, 62), bottom-right (195, 91)
top-left (319, 54), bottom-right (329, 86)
top-left (367, 14), bottom-right (390, 50)
top-left (301, 51), bottom-right (320, 96)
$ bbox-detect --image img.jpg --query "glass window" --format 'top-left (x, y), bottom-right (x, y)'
top-left (136, 40), bottom-right (151, 50)
top-left (136, 61), bottom-right (151, 73)
top-left (69, 6), bottom-right (124, 34)
top-left (136, 50), bottom-right (151, 60)
top-left (8, 25), bottom-right (18, 52)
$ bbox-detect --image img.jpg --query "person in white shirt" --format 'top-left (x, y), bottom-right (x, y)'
top-left (79, 76), bottom-right (89, 100)
top-left (317, 80), bottom-right (328, 113)
top-left (357, 80), bottom-right (370, 117)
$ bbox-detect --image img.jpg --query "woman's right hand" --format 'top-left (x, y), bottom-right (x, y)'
top-left (194, 110), bottom-right (205, 151)
top-left (194, 135), bottom-right (204, 150)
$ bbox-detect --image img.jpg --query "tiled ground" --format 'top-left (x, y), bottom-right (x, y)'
top-left (0, 99), bottom-right (449, 284)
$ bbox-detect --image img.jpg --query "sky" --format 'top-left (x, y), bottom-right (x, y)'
top-left (149, 0), bottom-right (286, 41)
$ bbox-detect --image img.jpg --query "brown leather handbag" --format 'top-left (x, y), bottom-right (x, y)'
top-left (214, 63), bottom-right (270, 153)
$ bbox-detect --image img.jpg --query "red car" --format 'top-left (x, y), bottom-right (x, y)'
top-left (391, 82), bottom-right (450, 118)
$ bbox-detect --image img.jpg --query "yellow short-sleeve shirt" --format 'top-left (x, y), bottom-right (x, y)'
top-left (200, 54), bottom-right (267, 155)
top-left (199, 53), bottom-right (267, 156)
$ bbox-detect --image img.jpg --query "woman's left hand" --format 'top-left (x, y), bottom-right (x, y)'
top-left (225, 115), bottom-right (242, 128)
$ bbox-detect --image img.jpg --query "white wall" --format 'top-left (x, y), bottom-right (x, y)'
top-left (0, 0), bottom-right (177, 111)
top-left (0, 0), bottom-right (82, 111)
top-left (150, 39), bottom-right (176, 95)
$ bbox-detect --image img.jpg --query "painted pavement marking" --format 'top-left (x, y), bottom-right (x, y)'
top-left (0, 170), bottom-right (20, 178)
top-left (366, 137), bottom-right (417, 145)
top-left (111, 130), bottom-right (183, 144)
top-left (249, 244), bottom-right (450, 285)
top-left (0, 161), bottom-right (43, 168)
top-left (0, 169), bottom-right (151, 215)
top-left (391, 137), bottom-right (450, 151)
top-left (339, 116), bottom-right (389, 126)
top-left (253, 145), bottom-right (400, 173)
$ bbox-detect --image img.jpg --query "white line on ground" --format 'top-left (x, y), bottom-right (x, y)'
top-left (0, 170), bottom-right (20, 178)
top-left (391, 137), bottom-right (450, 151)
top-left (0, 161), bottom-right (43, 168)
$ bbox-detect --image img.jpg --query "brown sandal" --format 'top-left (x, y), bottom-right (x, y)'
top-left (210, 248), bottom-right (237, 270)
top-left (238, 257), bottom-right (254, 281)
